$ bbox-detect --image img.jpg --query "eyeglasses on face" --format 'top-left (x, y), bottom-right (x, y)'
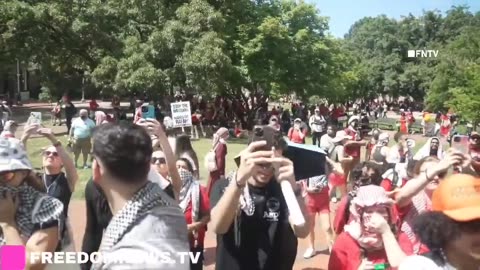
top-left (151, 157), bottom-right (166, 164)
top-left (43, 151), bottom-right (59, 157)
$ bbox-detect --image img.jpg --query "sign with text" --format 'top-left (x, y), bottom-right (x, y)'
top-left (171, 102), bottom-right (192, 127)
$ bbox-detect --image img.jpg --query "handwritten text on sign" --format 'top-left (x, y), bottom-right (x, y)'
top-left (171, 101), bottom-right (192, 127)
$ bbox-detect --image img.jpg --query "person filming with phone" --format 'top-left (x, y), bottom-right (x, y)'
top-left (209, 125), bottom-right (310, 270)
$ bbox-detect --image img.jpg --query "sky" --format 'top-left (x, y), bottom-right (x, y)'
top-left (308, 0), bottom-right (480, 37)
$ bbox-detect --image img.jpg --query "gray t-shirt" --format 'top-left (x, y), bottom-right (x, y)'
top-left (97, 207), bottom-right (190, 270)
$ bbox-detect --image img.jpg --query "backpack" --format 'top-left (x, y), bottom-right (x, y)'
top-left (204, 145), bottom-right (219, 172)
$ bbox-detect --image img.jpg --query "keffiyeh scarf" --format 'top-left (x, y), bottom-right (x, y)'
top-left (96, 182), bottom-right (172, 253)
top-left (344, 185), bottom-right (395, 250)
top-left (400, 192), bottom-right (430, 254)
top-left (178, 169), bottom-right (200, 223)
top-left (225, 171), bottom-right (255, 247)
top-left (414, 137), bottom-right (444, 160)
top-left (0, 184), bottom-right (64, 245)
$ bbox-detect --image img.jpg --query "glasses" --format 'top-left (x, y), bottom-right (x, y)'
top-left (0, 171), bottom-right (16, 182)
top-left (43, 151), bottom-right (59, 157)
top-left (151, 157), bottom-right (166, 164)
top-left (257, 163), bottom-right (273, 170)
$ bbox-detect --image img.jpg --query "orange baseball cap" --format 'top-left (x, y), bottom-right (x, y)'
top-left (432, 174), bottom-right (480, 222)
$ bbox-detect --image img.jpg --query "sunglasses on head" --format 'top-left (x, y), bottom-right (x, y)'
top-left (151, 157), bottom-right (166, 164)
top-left (43, 151), bottom-right (59, 157)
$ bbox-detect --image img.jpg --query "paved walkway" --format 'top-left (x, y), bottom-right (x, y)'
top-left (68, 200), bottom-right (331, 270)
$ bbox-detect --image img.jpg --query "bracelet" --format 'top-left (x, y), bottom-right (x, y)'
top-left (235, 179), bottom-right (246, 189)
top-left (235, 174), bottom-right (246, 189)
top-left (424, 169), bottom-right (431, 180)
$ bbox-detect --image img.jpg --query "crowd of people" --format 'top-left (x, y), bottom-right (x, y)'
top-left (0, 96), bottom-right (479, 270)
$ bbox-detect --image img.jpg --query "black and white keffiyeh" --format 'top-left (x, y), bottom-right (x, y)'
top-left (178, 169), bottom-right (200, 222)
top-left (224, 171), bottom-right (255, 247)
top-left (0, 184), bottom-right (64, 245)
top-left (97, 181), bottom-right (172, 252)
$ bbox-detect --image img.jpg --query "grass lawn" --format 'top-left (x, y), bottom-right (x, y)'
top-left (24, 130), bottom-right (430, 199)
top-left (25, 135), bottom-right (249, 199)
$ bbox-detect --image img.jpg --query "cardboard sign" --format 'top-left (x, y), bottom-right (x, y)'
top-left (170, 102), bottom-right (192, 127)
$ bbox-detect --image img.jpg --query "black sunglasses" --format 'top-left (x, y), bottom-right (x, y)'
top-left (151, 157), bottom-right (166, 164)
top-left (44, 151), bottom-right (59, 157)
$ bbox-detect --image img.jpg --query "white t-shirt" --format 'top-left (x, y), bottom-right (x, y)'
top-left (399, 255), bottom-right (455, 270)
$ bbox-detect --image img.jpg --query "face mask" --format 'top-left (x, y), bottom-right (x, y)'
top-left (81, 116), bottom-right (87, 120)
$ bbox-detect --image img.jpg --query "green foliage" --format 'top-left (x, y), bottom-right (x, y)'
top-left (1, 1), bottom-right (479, 123)
top-left (38, 86), bottom-right (52, 102)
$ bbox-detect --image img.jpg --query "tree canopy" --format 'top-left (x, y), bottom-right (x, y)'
top-left (1, 1), bottom-right (479, 121)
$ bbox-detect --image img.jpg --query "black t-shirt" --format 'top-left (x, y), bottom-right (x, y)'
top-left (210, 178), bottom-right (298, 270)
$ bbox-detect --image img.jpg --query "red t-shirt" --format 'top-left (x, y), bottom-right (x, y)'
top-left (329, 232), bottom-right (408, 270)
top-left (329, 172), bottom-right (346, 187)
top-left (89, 100), bottom-right (99, 111)
top-left (344, 128), bottom-right (361, 158)
top-left (192, 114), bottom-right (200, 124)
top-left (380, 178), bottom-right (407, 192)
top-left (288, 128), bottom-right (306, 144)
top-left (184, 186), bottom-right (210, 248)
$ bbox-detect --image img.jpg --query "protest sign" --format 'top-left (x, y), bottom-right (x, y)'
top-left (171, 102), bottom-right (192, 128)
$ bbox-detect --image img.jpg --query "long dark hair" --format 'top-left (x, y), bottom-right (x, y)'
top-left (27, 172), bottom-right (46, 192)
top-left (175, 133), bottom-right (199, 168)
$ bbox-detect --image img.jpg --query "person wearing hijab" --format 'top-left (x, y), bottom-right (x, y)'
top-left (0, 137), bottom-right (65, 269)
top-left (206, 127), bottom-right (229, 197)
top-left (329, 185), bottom-right (407, 270)
top-left (176, 163), bottom-right (210, 270)
top-left (94, 111), bottom-right (109, 125)
top-left (413, 137), bottom-right (444, 160)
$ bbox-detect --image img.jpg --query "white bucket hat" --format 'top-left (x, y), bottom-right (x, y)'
top-left (0, 137), bottom-right (33, 173)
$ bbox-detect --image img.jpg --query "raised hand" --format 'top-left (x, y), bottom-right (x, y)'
top-left (236, 141), bottom-right (272, 186)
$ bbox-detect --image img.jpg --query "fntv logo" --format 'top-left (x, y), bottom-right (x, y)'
top-left (408, 49), bottom-right (439, 58)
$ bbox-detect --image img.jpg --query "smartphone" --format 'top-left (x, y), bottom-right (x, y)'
top-left (451, 135), bottom-right (469, 155)
top-left (141, 104), bottom-right (155, 119)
